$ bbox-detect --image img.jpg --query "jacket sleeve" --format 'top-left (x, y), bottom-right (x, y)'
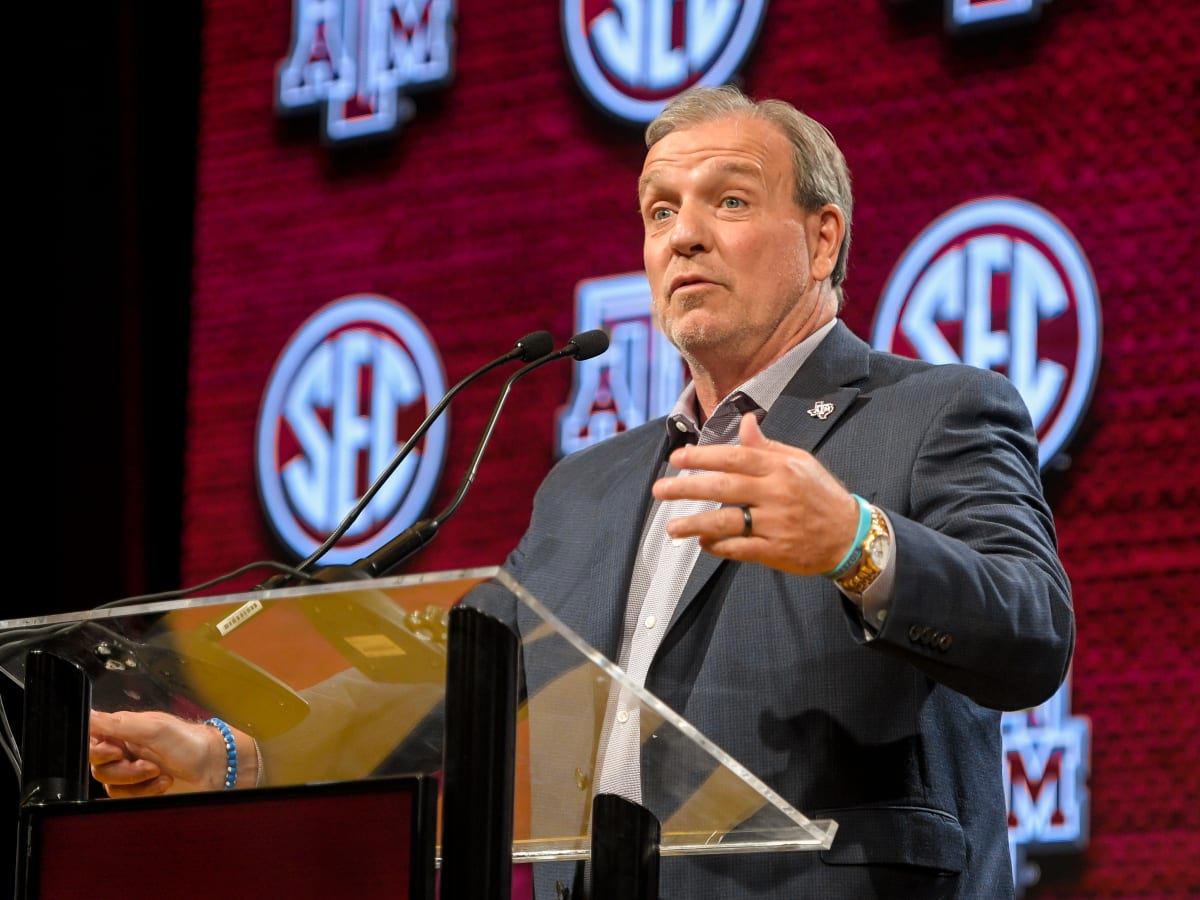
top-left (866, 366), bottom-right (1074, 711)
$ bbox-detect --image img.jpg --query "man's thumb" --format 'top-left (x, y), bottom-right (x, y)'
top-left (738, 411), bottom-right (768, 447)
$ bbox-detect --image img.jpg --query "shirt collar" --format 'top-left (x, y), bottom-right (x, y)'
top-left (664, 318), bottom-right (839, 451)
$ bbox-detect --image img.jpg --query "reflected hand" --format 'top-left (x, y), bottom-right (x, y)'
top-left (89, 709), bottom-right (256, 798)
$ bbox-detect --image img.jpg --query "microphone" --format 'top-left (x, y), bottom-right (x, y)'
top-left (258, 330), bottom-right (555, 587)
top-left (335, 328), bottom-right (610, 580)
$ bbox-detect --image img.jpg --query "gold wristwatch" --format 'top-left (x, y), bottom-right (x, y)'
top-left (835, 506), bottom-right (891, 594)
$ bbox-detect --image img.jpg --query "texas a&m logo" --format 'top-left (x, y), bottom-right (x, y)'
top-left (1001, 682), bottom-right (1091, 894)
top-left (871, 197), bottom-right (1101, 469)
top-left (562, 0), bottom-right (768, 125)
top-left (276, 0), bottom-right (455, 143)
top-left (556, 274), bottom-right (685, 457)
top-left (256, 295), bottom-right (448, 564)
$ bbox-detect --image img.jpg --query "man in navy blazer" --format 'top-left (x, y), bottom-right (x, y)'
top-left (87, 85), bottom-right (1073, 899)
top-left (473, 85), bottom-right (1074, 899)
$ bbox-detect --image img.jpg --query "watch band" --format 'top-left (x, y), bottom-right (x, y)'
top-left (824, 494), bottom-right (873, 580)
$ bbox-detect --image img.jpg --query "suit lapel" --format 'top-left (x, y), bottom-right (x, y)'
top-left (762, 320), bottom-right (870, 450)
top-left (668, 321), bottom-right (872, 630)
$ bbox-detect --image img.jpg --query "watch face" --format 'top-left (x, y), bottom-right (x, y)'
top-left (867, 531), bottom-right (891, 567)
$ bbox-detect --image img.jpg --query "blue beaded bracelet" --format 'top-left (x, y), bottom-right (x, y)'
top-left (823, 494), bottom-right (873, 579)
top-left (204, 717), bottom-right (238, 790)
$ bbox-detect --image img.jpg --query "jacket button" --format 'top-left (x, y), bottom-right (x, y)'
top-left (919, 626), bottom-right (936, 645)
top-left (937, 633), bottom-right (954, 652)
top-left (908, 624), bottom-right (923, 642)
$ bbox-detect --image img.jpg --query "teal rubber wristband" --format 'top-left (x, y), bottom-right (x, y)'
top-left (205, 717), bottom-right (238, 790)
top-left (823, 494), bottom-right (872, 579)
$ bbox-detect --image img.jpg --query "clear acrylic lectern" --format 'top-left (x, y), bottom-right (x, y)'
top-left (1, 567), bottom-right (836, 895)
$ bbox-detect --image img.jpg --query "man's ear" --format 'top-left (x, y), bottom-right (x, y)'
top-left (810, 204), bottom-right (845, 283)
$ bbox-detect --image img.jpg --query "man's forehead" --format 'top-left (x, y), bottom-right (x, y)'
top-left (639, 157), bottom-right (766, 194)
top-left (638, 118), bottom-right (790, 196)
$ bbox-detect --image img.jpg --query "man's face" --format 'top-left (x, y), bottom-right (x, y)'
top-left (639, 115), bottom-right (831, 375)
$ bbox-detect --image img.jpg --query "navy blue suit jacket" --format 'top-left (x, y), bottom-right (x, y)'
top-left (471, 321), bottom-right (1074, 899)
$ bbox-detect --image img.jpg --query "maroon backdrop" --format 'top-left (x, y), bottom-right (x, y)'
top-left (181, 1), bottom-right (1199, 896)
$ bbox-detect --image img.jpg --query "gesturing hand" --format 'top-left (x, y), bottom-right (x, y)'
top-left (652, 412), bottom-right (859, 575)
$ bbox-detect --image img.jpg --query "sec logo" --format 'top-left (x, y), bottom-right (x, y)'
top-left (563, 0), bottom-right (768, 124)
top-left (256, 295), bottom-right (448, 565)
top-left (872, 197), bottom-right (1102, 469)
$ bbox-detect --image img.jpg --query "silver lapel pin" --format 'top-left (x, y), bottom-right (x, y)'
top-left (807, 400), bottom-right (835, 420)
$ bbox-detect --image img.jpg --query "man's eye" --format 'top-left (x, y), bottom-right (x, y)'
top-left (722, 197), bottom-right (744, 209)
top-left (652, 208), bottom-right (675, 221)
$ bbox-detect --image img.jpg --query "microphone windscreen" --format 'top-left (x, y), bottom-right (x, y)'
top-left (515, 330), bottom-right (555, 361)
top-left (569, 328), bottom-right (610, 361)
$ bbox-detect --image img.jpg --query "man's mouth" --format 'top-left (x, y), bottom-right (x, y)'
top-left (669, 275), bottom-right (714, 296)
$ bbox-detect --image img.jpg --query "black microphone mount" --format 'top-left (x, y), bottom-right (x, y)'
top-left (324, 328), bottom-right (611, 581)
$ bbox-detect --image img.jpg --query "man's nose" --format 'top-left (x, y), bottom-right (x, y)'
top-left (668, 204), bottom-right (711, 256)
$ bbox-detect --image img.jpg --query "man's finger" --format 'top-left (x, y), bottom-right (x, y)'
top-left (666, 441), bottom-right (777, 477)
top-left (103, 775), bottom-right (174, 799)
top-left (88, 737), bottom-right (130, 766)
top-left (655, 471), bottom-right (754, 505)
top-left (91, 758), bottom-right (163, 786)
top-left (666, 505), bottom-right (760, 540)
top-left (90, 710), bottom-right (176, 748)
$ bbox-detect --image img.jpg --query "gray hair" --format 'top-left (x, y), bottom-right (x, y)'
top-left (645, 85), bottom-right (854, 292)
